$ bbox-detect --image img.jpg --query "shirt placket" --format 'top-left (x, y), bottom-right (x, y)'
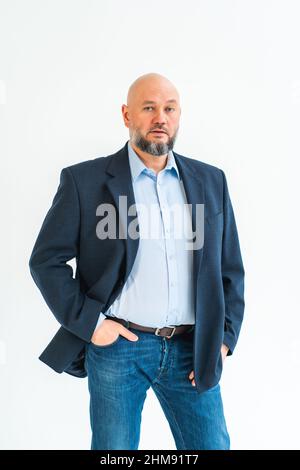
top-left (156, 171), bottom-right (179, 326)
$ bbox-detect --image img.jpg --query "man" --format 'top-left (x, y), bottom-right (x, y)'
top-left (29, 73), bottom-right (245, 450)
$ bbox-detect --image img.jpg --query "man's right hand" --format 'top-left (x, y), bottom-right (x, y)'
top-left (91, 319), bottom-right (139, 346)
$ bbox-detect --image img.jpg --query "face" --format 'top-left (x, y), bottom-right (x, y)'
top-left (122, 80), bottom-right (181, 156)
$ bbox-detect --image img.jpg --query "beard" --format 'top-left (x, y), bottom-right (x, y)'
top-left (131, 127), bottom-right (179, 156)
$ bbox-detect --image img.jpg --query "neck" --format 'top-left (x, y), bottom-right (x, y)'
top-left (130, 141), bottom-right (168, 174)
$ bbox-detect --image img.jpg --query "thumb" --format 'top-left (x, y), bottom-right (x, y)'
top-left (119, 325), bottom-right (139, 342)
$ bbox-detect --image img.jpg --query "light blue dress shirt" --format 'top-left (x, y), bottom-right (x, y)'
top-left (95, 141), bottom-right (195, 330)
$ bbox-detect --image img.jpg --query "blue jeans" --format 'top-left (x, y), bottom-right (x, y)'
top-left (85, 326), bottom-right (230, 450)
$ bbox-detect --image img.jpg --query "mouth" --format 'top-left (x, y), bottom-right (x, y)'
top-left (150, 130), bottom-right (167, 135)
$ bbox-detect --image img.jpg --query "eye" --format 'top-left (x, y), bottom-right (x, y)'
top-left (143, 106), bottom-right (176, 112)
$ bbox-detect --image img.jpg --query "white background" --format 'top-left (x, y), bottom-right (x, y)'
top-left (1, 0), bottom-right (300, 450)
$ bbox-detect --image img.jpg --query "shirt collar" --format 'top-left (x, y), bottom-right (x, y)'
top-left (127, 141), bottom-right (180, 181)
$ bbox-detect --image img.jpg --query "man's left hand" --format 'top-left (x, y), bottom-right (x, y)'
top-left (188, 344), bottom-right (229, 387)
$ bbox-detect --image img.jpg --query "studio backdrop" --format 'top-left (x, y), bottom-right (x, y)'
top-left (0, 0), bottom-right (299, 450)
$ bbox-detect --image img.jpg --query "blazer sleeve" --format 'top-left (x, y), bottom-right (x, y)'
top-left (220, 169), bottom-right (245, 355)
top-left (29, 167), bottom-right (102, 342)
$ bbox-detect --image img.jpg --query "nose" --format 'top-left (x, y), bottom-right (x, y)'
top-left (152, 108), bottom-right (167, 125)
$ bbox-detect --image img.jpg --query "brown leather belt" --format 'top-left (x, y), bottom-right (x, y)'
top-left (106, 316), bottom-right (195, 339)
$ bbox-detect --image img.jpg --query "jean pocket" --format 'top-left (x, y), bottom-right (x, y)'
top-left (206, 383), bottom-right (220, 393)
top-left (89, 334), bottom-right (121, 349)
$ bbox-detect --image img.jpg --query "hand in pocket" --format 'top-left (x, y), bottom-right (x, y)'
top-left (91, 319), bottom-right (139, 346)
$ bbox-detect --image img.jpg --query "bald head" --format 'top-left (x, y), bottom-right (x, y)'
top-left (126, 73), bottom-right (180, 108)
top-left (122, 73), bottom-right (181, 157)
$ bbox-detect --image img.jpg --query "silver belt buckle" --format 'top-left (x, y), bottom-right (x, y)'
top-left (155, 326), bottom-right (177, 338)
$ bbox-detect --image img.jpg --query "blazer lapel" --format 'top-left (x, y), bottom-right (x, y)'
top-left (105, 142), bottom-right (140, 283)
top-left (173, 152), bottom-right (205, 287)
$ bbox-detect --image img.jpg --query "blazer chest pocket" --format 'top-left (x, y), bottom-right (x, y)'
top-left (205, 210), bottom-right (223, 225)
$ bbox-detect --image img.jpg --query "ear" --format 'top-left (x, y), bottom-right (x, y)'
top-left (121, 104), bottom-right (130, 128)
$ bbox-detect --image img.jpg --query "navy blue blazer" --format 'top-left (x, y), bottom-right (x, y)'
top-left (29, 140), bottom-right (245, 393)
